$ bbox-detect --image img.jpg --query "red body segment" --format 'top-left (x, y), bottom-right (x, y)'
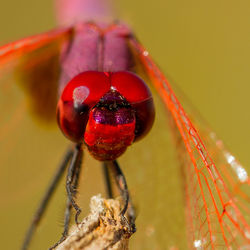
top-left (58, 23), bottom-right (133, 93)
top-left (55, 0), bottom-right (114, 25)
top-left (84, 107), bottom-right (136, 161)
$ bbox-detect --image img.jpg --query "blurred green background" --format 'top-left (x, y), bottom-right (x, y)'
top-left (0, 0), bottom-right (249, 249)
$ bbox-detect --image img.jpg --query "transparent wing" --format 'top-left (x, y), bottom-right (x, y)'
top-left (129, 36), bottom-right (250, 249)
top-left (0, 27), bottom-right (75, 249)
top-left (0, 27), bottom-right (74, 122)
top-left (0, 27), bottom-right (73, 67)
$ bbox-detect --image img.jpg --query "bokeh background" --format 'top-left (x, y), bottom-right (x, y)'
top-left (0, 0), bottom-right (249, 249)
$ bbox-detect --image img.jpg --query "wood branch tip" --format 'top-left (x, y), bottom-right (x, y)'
top-left (56, 194), bottom-right (135, 250)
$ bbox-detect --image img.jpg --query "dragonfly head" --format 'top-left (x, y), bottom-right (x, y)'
top-left (57, 71), bottom-right (155, 161)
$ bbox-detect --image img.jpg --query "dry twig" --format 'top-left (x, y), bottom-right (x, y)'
top-left (56, 195), bottom-right (135, 250)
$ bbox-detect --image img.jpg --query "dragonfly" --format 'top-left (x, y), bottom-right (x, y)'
top-left (0, 0), bottom-right (249, 249)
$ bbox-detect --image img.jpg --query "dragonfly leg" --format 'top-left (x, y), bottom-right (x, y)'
top-left (107, 160), bottom-right (136, 232)
top-left (21, 147), bottom-right (74, 250)
top-left (102, 162), bottom-right (114, 198)
top-left (65, 144), bottom-right (83, 225)
top-left (49, 148), bottom-right (83, 249)
top-left (49, 198), bottom-right (72, 250)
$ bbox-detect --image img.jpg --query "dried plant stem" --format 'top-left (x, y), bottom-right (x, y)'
top-left (56, 195), bottom-right (135, 250)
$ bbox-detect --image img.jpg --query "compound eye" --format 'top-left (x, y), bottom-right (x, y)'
top-left (111, 71), bottom-right (155, 141)
top-left (110, 71), bottom-right (152, 104)
top-left (61, 71), bottom-right (110, 108)
top-left (57, 71), bottom-right (110, 142)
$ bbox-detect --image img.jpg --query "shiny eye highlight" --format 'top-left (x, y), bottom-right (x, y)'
top-left (73, 86), bottom-right (90, 108)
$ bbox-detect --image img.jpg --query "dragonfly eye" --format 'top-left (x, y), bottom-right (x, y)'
top-left (57, 71), bottom-right (110, 142)
top-left (110, 71), bottom-right (155, 141)
top-left (57, 71), bottom-right (155, 159)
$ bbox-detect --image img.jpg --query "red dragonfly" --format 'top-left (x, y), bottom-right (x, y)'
top-left (0, 0), bottom-right (249, 249)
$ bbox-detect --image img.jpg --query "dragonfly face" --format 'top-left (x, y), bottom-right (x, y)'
top-left (57, 71), bottom-right (155, 160)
